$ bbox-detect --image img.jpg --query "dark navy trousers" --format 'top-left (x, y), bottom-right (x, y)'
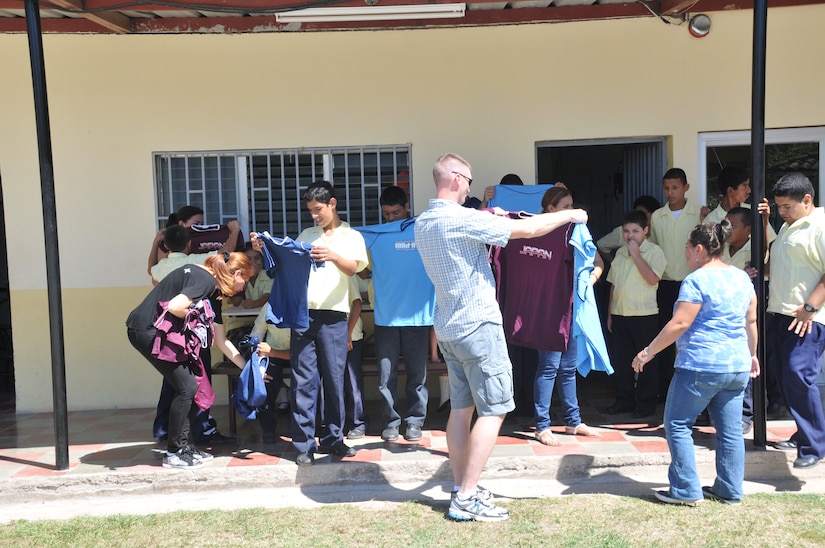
top-left (771, 314), bottom-right (825, 460)
top-left (290, 309), bottom-right (349, 454)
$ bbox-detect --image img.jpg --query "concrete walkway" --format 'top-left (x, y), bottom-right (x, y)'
top-left (1, 392), bottom-right (822, 523)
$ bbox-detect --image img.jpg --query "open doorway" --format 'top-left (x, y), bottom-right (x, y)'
top-left (0, 168), bottom-right (13, 413)
top-left (536, 137), bottom-right (668, 241)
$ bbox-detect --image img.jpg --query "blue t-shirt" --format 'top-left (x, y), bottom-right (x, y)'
top-left (356, 218), bottom-right (435, 327)
top-left (487, 184), bottom-right (555, 214)
top-left (675, 266), bottom-right (754, 373)
top-left (258, 232), bottom-right (319, 330)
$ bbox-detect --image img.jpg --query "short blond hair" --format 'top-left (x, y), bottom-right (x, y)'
top-left (433, 153), bottom-right (471, 185)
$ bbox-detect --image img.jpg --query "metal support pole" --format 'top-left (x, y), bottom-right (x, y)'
top-left (24, 0), bottom-right (69, 470)
top-left (751, 0), bottom-right (769, 449)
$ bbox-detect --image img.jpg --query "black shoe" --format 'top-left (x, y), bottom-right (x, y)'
top-left (606, 404), bottom-right (634, 415)
top-left (702, 486), bottom-right (740, 505)
top-left (793, 456), bottom-right (820, 469)
top-left (774, 439), bottom-right (798, 450)
top-left (766, 403), bottom-right (784, 420)
top-left (196, 432), bottom-right (236, 446)
top-left (381, 426), bottom-right (400, 441)
top-left (346, 427), bottom-right (366, 440)
top-left (318, 441), bottom-right (356, 457)
top-left (741, 421), bottom-right (752, 435)
top-left (404, 424), bottom-right (423, 442)
top-left (296, 452), bottom-right (314, 467)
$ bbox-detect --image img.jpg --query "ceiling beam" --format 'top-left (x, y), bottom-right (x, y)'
top-left (8, 0), bottom-right (132, 32)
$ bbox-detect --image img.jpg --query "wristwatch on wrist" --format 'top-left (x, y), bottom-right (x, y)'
top-left (803, 302), bottom-right (818, 313)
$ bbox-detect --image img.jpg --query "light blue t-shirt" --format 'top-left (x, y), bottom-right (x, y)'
top-left (675, 266), bottom-right (754, 373)
top-left (487, 185), bottom-right (555, 214)
top-left (356, 217), bottom-right (436, 327)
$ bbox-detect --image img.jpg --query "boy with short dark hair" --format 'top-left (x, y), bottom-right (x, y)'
top-left (357, 185), bottom-right (436, 442)
top-left (290, 181), bottom-right (369, 466)
top-left (649, 168), bottom-right (702, 400)
top-left (606, 209), bottom-right (667, 418)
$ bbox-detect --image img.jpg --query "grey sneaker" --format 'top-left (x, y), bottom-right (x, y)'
top-left (654, 490), bottom-right (701, 507)
top-left (187, 445), bottom-right (213, 462)
top-left (448, 491), bottom-right (509, 522)
top-left (162, 448), bottom-right (204, 470)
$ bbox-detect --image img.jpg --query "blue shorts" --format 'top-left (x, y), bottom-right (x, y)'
top-left (439, 322), bottom-right (515, 417)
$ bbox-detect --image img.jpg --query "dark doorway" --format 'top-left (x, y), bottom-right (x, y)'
top-left (536, 137), bottom-right (668, 241)
top-left (0, 169), bottom-right (14, 413)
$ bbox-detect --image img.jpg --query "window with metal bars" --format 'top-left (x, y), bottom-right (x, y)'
top-left (154, 145), bottom-right (412, 237)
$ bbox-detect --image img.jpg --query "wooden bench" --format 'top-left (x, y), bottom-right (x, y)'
top-left (212, 355), bottom-right (448, 434)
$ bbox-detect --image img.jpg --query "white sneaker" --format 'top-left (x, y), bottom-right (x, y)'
top-left (448, 491), bottom-right (509, 522)
top-left (451, 487), bottom-right (493, 503)
top-left (162, 448), bottom-right (204, 470)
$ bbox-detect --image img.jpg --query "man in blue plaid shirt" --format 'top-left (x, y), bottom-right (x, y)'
top-left (415, 153), bottom-right (587, 522)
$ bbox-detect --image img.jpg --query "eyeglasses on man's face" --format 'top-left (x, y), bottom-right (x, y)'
top-left (451, 170), bottom-right (473, 186)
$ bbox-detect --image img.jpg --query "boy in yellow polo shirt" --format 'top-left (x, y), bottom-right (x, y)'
top-left (649, 168), bottom-right (702, 401)
top-left (291, 181), bottom-right (369, 466)
top-left (606, 210), bottom-right (667, 418)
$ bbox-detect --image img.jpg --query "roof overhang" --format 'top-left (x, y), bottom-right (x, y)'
top-left (0, 0), bottom-right (822, 34)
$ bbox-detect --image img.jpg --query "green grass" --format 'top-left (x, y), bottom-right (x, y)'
top-left (2, 493), bottom-right (824, 547)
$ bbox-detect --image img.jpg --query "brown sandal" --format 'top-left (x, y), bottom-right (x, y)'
top-left (535, 429), bottom-right (561, 446)
top-left (565, 423), bottom-right (601, 438)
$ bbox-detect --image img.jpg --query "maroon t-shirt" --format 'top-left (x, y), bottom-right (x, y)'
top-left (160, 224), bottom-right (245, 255)
top-left (491, 222), bottom-right (574, 352)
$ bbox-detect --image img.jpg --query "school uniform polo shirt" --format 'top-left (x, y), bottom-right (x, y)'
top-left (607, 239), bottom-right (666, 317)
top-left (767, 207), bottom-right (825, 324)
top-left (704, 203), bottom-right (777, 241)
top-left (596, 225), bottom-right (624, 255)
top-left (298, 222), bottom-right (368, 314)
top-left (348, 275), bottom-right (364, 342)
top-left (723, 238), bottom-right (752, 271)
top-left (151, 251), bottom-right (213, 283)
top-left (245, 272), bottom-right (273, 301)
top-left (649, 200), bottom-right (702, 281)
top-left (251, 306), bottom-right (291, 350)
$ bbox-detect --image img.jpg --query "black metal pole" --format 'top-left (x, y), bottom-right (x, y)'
top-left (751, 0), bottom-right (768, 449)
top-left (23, 0), bottom-right (69, 470)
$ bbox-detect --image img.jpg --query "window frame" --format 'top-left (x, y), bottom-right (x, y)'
top-left (697, 127), bottom-right (825, 205)
top-left (153, 144), bottom-right (413, 237)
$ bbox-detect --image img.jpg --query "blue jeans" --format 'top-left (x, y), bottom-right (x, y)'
top-left (664, 369), bottom-right (750, 501)
top-left (534, 336), bottom-right (580, 432)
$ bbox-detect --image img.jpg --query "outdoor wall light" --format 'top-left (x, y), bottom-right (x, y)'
top-left (688, 14), bottom-right (711, 38)
top-left (275, 3), bottom-right (466, 23)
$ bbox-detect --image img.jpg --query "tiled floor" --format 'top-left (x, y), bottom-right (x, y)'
top-left (0, 374), bottom-right (798, 479)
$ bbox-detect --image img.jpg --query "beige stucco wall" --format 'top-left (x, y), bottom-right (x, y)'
top-left (1, 6), bottom-right (824, 412)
